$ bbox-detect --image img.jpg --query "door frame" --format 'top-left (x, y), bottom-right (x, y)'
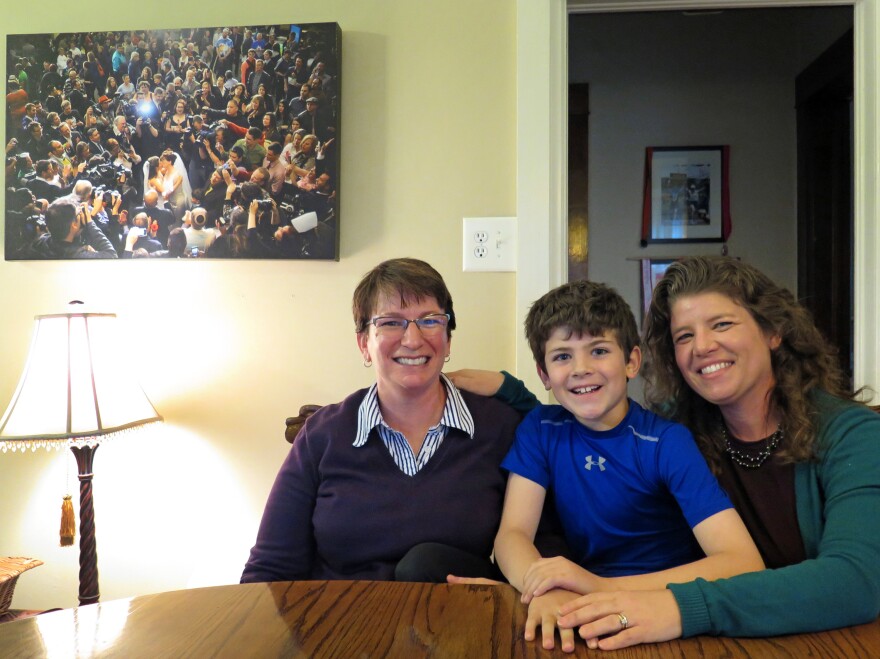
top-left (516, 0), bottom-right (880, 390)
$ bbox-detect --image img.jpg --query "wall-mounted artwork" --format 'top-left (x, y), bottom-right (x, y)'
top-left (5, 23), bottom-right (340, 260)
top-left (641, 146), bottom-right (730, 245)
top-left (640, 257), bottom-right (674, 320)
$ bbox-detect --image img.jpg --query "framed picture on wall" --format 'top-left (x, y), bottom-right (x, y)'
top-left (641, 146), bottom-right (730, 244)
top-left (640, 257), bottom-right (674, 319)
top-left (5, 23), bottom-right (341, 261)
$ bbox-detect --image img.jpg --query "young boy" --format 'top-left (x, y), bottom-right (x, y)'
top-left (493, 281), bottom-right (762, 652)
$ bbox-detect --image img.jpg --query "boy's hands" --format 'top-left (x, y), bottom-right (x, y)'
top-left (525, 588), bottom-right (581, 653)
top-left (521, 556), bottom-right (609, 603)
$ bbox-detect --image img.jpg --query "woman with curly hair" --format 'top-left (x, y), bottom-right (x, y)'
top-left (452, 255), bottom-right (880, 651)
top-left (550, 256), bottom-right (880, 649)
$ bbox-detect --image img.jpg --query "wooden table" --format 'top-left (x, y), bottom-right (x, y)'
top-left (0, 580), bottom-right (877, 658)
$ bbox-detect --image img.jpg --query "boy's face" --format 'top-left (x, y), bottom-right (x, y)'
top-left (538, 328), bottom-right (641, 432)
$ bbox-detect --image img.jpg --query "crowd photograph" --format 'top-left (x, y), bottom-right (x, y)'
top-left (5, 23), bottom-right (340, 260)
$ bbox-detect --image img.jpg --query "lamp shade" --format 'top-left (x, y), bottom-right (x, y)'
top-left (0, 311), bottom-right (163, 451)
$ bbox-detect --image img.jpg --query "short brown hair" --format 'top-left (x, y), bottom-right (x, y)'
top-left (525, 280), bottom-right (639, 373)
top-left (352, 258), bottom-right (456, 336)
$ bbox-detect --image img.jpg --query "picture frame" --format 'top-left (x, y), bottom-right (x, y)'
top-left (641, 146), bottom-right (730, 244)
top-left (640, 257), bottom-right (674, 319)
top-left (5, 23), bottom-right (341, 261)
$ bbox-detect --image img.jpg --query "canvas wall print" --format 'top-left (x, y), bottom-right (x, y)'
top-left (5, 23), bottom-right (340, 260)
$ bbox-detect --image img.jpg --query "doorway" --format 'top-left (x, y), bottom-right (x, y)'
top-left (515, 0), bottom-right (880, 390)
top-left (566, 7), bottom-right (853, 372)
top-left (796, 29), bottom-right (854, 380)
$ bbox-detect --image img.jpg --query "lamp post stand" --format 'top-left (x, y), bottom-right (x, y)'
top-left (70, 444), bottom-right (100, 606)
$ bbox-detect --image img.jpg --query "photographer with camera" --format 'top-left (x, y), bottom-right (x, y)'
top-left (201, 124), bottom-right (232, 168)
top-left (89, 181), bottom-right (125, 251)
top-left (205, 168), bottom-right (246, 258)
top-left (241, 190), bottom-right (283, 257)
top-left (29, 196), bottom-right (117, 259)
top-left (133, 90), bottom-right (163, 158)
top-left (4, 187), bottom-right (47, 259)
top-left (182, 115), bottom-right (211, 191)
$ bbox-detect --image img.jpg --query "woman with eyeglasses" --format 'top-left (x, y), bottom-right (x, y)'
top-left (241, 258), bottom-right (526, 583)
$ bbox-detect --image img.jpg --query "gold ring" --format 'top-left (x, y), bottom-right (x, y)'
top-left (617, 612), bottom-right (628, 630)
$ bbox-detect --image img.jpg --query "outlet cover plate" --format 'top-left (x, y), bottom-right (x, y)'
top-left (462, 217), bottom-right (517, 272)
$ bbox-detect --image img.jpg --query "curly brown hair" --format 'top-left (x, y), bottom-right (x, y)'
top-left (642, 256), bottom-right (862, 471)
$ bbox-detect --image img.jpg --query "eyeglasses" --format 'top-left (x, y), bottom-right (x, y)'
top-left (366, 313), bottom-right (450, 335)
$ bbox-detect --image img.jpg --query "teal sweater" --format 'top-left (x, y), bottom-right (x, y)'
top-left (496, 374), bottom-right (880, 637)
top-left (668, 390), bottom-right (880, 637)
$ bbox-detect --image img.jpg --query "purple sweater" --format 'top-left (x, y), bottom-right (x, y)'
top-left (241, 388), bottom-right (520, 582)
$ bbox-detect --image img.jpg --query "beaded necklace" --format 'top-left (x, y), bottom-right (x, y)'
top-left (720, 423), bottom-right (783, 469)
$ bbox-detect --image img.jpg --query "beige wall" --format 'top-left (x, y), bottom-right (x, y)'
top-left (0, 2), bottom-right (518, 609)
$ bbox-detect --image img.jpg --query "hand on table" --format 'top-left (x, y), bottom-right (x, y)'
top-left (556, 588), bottom-right (682, 651)
top-left (525, 588), bottom-right (581, 653)
top-left (521, 556), bottom-right (608, 603)
top-left (446, 574), bottom-right (504, 586)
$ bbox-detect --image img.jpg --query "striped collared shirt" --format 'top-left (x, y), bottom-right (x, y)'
top-left (354, 373), bottom-right (475, 476)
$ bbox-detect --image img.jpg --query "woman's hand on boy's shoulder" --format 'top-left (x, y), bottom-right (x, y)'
top-left (445, 369), bottom-right (504, 396)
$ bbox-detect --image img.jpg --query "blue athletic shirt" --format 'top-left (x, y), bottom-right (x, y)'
top-left (502, 400), bottom-right (732, 577)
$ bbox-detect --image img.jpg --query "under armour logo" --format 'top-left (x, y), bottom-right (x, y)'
top-left (584, 455), bottom-right (606, 472)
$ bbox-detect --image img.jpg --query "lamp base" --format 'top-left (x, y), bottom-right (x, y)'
top-left (70, 445), bottom-right (100, 606)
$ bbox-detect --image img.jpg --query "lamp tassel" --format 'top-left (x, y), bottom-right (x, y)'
top-left (60, 495), bottom-right (75, 546)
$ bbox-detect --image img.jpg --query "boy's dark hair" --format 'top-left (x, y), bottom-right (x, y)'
top-left (525, 280), bottom-right (639, 372)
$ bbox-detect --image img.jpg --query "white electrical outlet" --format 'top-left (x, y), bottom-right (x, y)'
top-left (462, 217), bottom-right (517, 272)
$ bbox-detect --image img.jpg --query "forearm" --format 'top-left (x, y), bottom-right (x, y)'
top-left (498, 371), bottom-right (541, 414)
top-left (609, 551), bottom-right (764, 592)
top-left (670, 551), bottom-right (880, 638)
top-left (495, 529), bottom-right (542, 592)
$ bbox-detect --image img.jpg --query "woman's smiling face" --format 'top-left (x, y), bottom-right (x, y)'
top-left (357, 293), bottom-right (450, 399)
top-left (670, 291), bottom-right (780, 416)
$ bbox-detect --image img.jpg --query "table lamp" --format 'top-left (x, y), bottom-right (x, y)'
top-left (0, 303), bottom-right (163, 606)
